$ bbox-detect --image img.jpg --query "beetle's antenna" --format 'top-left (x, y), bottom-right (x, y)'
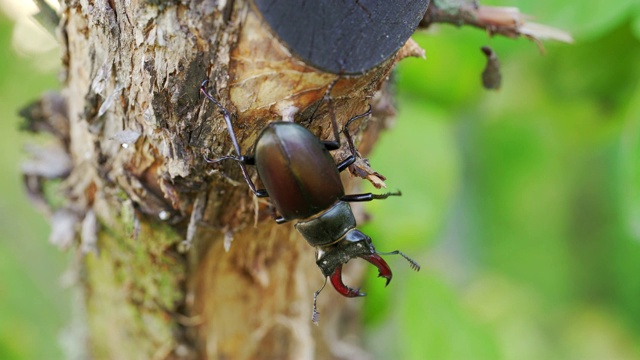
top-left (312, 277), bottom-right (328, 325)
top-left (377, 250), bottom-right (421, 272)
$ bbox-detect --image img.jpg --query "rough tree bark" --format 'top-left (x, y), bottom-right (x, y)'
top-left (21, 1), bottom-right (424, 359)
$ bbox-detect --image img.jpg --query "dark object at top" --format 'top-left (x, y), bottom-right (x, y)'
top-left (252, 0), bottom-right (430, 74)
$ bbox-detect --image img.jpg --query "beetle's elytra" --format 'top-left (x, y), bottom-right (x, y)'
top-left (200, 80), bottom-right (419, 322)
top-left (255, 122), bottom-right (344, 220)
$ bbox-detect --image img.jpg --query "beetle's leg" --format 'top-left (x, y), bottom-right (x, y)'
top-left (329, 265), bottom-right (366, 297)
top-left (200, 80), bottom-right (267, 197)
top-left (344, 105), bottom-right (373, 130)
top-left (242, 155), bottom-right (255, 165)
top-left (324, 76), bottom-right (343, 147)
top-left (203, 154), bottom-right (269, 197)
top-left (203, 154), bottom-right (240, 164)
top-left (320, 76), bottom-right (372, 172)
top-left (341, 191), bottom-right (401, 202)
top-left (203, 152), bottom-right (256, 166)
top-left (360, 253), bottom-right (393, 286)
top-left (321, 140), bottom-right (340, 151)
top-left (336, 106), bottom-right (373, 172)
top-left (263, 201), bottom-right (288, 223)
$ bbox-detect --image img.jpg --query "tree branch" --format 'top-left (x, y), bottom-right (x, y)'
top-left (421, 1), bottom-right (573, 47)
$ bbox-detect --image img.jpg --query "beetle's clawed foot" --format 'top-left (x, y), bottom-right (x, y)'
top-left (199, 79), bottom-right (210, 98)
top-left (329, 265), bottom-right (366, 297)
top-left (203, 153), bottom-right (242, 164)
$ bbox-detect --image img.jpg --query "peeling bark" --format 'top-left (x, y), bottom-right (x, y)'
top-left (24, 1), bottom-right (419, 359)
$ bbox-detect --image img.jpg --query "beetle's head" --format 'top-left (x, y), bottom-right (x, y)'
top-left (315, 229), bottom-right (419, 297)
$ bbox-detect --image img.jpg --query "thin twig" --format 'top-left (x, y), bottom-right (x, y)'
top-left (421, 2), bottom-right (573, 48)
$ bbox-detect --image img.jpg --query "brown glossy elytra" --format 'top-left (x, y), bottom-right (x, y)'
top-left (200, 79), bottom-right (419, 322)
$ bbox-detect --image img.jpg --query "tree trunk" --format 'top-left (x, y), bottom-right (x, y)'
top-left (27, 1), bottom-right (418, 359)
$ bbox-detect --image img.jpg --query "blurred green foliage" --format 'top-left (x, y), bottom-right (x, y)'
top-left (362, 1), bottom-right (640, 359)
top-left (2, 1), bottom-right (640, 359)
top-left (0, 11), bottom-right (70, 360)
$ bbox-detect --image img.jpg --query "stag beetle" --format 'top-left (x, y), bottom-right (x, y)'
top-left (200, 80), bottom-right (419, 319)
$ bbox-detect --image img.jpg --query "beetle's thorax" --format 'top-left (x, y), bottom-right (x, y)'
top-left (295, 200), bottom-right (355, 247)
